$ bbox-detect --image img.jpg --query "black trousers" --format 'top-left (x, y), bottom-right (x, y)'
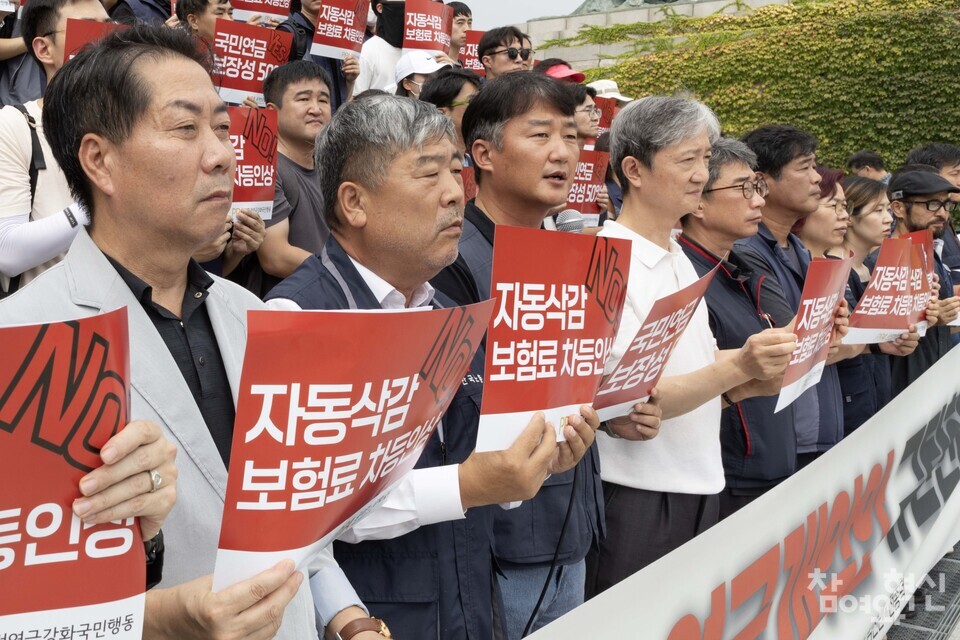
top-left (584, 481), bottom-right (719, 600)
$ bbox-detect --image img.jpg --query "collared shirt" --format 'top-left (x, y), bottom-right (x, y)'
top-left (349, 256), bottom-right (435, 309)
top-left (597, 221), bottom-right (724, 495)
top-left (105, 256), bottom-right (235, 466)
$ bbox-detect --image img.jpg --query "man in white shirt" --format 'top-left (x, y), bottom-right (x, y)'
top-left (265, 93), bottom-right (600, 638)
top-left (585, 96), bottom-right (800, 598)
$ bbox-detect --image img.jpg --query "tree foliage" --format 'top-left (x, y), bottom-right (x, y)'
top-left (563, 0), bottom-right (960, 169)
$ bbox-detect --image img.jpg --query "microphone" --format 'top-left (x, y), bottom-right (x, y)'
top-left (555, 209), bottom-right (585, 233)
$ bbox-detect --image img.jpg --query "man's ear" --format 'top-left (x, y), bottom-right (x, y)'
top-left (691, 199), bottom-right (706, 221)
top-left (78, 133), bottom-right (118, 200)
top-left (32, 36), bottom-right (55, 68)
top-left (471, 138), bottom-right (495, 176)
top-left (620, 156), bottom-right (644, 192)
top-left (337, 181), bottom-right (368, 231)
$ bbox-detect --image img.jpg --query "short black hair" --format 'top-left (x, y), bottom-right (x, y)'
top-left (904, 143), bottom-right (960, 171)
top-left (566, 82), bottom-right (596, 105)
top-left (42, 24), bottom-right (215, 216)
top-left (532, 58), bottom-right (569, 74)
top-left (262, 60), bottom-right (332, 107)
top-left (175, 0), bottom-right (212, 21)
top-left (462, 73), bottom-right (575, 184)
top-left (420, 67), bottom-right (482, 108)
top-left (740, 124), bottom-right (818, 179)
top-left (448, 1), bottom-right (471, 18)
top-left (846, 149), bottom-right (885, 172)
top-left (21, 0), bottom-right (79, 62)
top-left (478, 26), bottom-right (524, 60)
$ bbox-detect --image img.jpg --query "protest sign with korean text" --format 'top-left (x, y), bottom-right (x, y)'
top-left (0, 309), bottom-right (145, 638)
top-left (64, 19), bottom-right (125, 60)
top-left (230, 0), bottom-right (291, 25)
top-left (566, 150), bottom-right (610, 227)
top-left (900, 229), bottom-right (947, 326)
top-left (775, 255), bottom-right (852, 412)
top-left (843, 238), bottom-right (928, 344)
top-left (595, 96), bottom-right (616, 138)
top-left (460, 29), bottom-right (485, 76)
top-left (310, 0), bottom-right (368, 60)
top-left (212, 302), bottom-right (493, 591)
top-left (213, 18), bottom-right (292, 106)
top-left (475, 227), bottom-right (630, 452)
top-left (594, 264), bottom-right (719, 421)
top-left (229, 106), bottom-right (278, 221)
top-left (402, 0), bottom-right (452, 55)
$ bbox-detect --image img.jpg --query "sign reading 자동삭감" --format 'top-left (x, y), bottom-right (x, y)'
top-left (775, 254), bottom-right (852, 412)
top-left (402, 0), bottom-right (452, 55)
top-left (474, 227), bottom-right (630, 452)
top-left (0, 308), bottom-right (145, 638)
top-left (594, 264), bottom-right (719, 421)
top-left (310, 0), bottom-right (368, 60)
top-left (212, 302), bottom-right (493, 591)
top-left (229, 106), bottom-right (278, 221)
top-left (212, 18), bottom-right (292, 106)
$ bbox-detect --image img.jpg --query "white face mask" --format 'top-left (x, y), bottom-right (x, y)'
top-left (367, 7), bottom-right (377, 29)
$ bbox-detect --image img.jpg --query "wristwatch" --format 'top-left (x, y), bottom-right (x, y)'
top-left (144, 529), bottom-right (164, 590)
top-left (336, 617), bottom-right (392, 640)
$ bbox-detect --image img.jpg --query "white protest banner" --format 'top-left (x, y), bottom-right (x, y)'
top-left (531, 344), bottom-right (960, 640)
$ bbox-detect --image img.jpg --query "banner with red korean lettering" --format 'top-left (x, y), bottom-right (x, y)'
top-left (212, 302), bottom-right (493, 591)
top-left (403, 0), bottom-right (452, 55)
top-left (229, 106), bottom-right (277, 221)
top-left (64, 19), bottom-right (125, 60)
top-left (310, 0), bottom-right (368, 60)
top-left (594, 264), bottom-right (719, 421)
top-left (566, 150), bottom-right (610, 227)
top-left (844, 238), bottom-right (929, 344)
top-left (775, 255), bottom-right (852, 412)
top-left (213, 18), bottom-right (292, 106)
top-left (475, 227), bottom-right (630, 452)
top-left (0, 309), bottom-right (145, 638)
top-left (230, 0), bottom-right (290, 25)
top-left (460, 29), bottom-right (485, 76)
top-left (530, 343), bottom-right (960, 640)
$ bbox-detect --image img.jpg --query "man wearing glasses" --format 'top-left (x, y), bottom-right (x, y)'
top-left (880, 170), bottom-right (960, 395)
top-left (0, 0), bottom-right (109, 296)
top-left (677, 138), bottom-right (803, 519)
top-left (477, 26), bottom-right (531, 80)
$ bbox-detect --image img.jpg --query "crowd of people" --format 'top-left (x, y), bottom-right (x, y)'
top-left (1, 1), bottom-right (959, 639)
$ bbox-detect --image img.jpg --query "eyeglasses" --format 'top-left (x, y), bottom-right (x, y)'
top-left (702, 178), bottom-right (769, 199)
top-left (906, 199), bottom-right (959, 213)
top-left (823, 200), bottom-right (848, 215)
top-left (490, 47), bottom-right (534, 61)
top-left (576, 106), bottom-right (602, 119)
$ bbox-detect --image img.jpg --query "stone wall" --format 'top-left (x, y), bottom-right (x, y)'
top-left (514, 0), bottom-right (789, 70)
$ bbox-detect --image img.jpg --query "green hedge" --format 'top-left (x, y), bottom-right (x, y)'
top-left (564, 0), bottom-right (960, 170)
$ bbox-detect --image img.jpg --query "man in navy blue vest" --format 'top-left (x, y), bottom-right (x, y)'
top-left (736, 125), bottom-right (848, 469)
top-left (266, 94), bottom-right (601, 639)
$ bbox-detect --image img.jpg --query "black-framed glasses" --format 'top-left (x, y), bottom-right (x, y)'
top-left (703, 178), bottom-right (768, 199)
top-left (449, 95), bottom-right (475, 108)
top-left (907, 198), bottom-right (959, 213)
top-left (490, 47), bottom-right (533, 61)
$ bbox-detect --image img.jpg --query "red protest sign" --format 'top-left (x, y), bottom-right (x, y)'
top-left (403, 0), bottom-right (452, 55)
top-left (460, 29), bottom-right (485, 76)
top-left (310, 0), bottom-right (368, 60)
top-left (594, 96), bottom-right (616, 139)
top-left (63, 19), bottom-right (125, 60)
top-left (775, 255), bottom-right (852, 412)
top-left (594, 264), bottom-right (719, 421)
top-left (230, 0), bottom-right (290, 24)
top-left (460, 164), bottom-right (478, 202)
top-left (229, 106), bottom-right (278, 221)
top-left (844, 238), bottom-right (928, 343)
top-left (475, 227), bottom-right (630, 452)
top-left (212, 301), bottom-right (493, 590)
top-left (566, 150), bottom-right (610, 224)
top-left (902, 229), bottom-right (936, 291)
top-left (0, 309), bottom-right (145, 637)
top-left (212, 18), bottom-right (292, 106)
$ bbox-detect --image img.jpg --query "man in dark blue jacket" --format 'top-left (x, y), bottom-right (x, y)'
top-left (266, 94), bottom-right (601, 639)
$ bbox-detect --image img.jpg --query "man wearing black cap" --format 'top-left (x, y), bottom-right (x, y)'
top-left (878, 170), bottom-right (960, 394)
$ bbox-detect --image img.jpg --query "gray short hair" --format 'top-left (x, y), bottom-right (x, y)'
top-left (610, 96), bottom-right (721, 195)
top-left (705, 138), bottom-right (757, 192)
top-left (315, 94), bottom-right (457, 231)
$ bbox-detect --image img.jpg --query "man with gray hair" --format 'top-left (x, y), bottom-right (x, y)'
top-left (265, 93), bottom-right (600, 639)
top-left (585, 99), bottom-right (799, 597)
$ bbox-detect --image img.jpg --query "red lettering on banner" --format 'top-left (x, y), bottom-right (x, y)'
top-left (729, 544), bottom-right (779, 639)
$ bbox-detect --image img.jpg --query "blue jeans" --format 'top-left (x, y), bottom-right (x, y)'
top-left (495, 559), bottom-right (585, 639)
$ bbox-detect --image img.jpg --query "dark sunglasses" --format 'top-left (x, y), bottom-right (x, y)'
top-left (490, 47), bottom-right (533, 61)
